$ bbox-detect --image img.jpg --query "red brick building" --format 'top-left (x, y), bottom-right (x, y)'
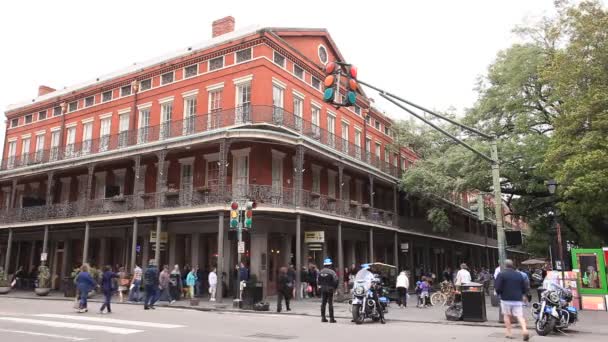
top-left (0, 17), bottom-right (509, 297)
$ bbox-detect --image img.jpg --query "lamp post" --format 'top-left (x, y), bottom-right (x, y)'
top-left (547, 179), bottom-right (566, 286)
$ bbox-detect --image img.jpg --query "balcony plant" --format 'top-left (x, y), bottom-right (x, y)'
top-left (35, 265), bottom-right (51, 296)
top-left (0, 267), bottom-right (11, 294)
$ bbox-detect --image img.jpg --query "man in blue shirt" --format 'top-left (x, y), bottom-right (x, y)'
top-left (495, 259), bottom-right (529, 341)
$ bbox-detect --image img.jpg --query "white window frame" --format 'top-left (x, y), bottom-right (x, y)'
top-left (311, 164), bottom-right (322, 194)
top-left (208, 56), bottom-right (225, 71)
top-left (293, 64), bottom-right (304, 80)
top-left (203, 152), bottom-right (220, 187)
top-left (311, 104), bottom-right (321, 138)
top-left (327, 112), bottom-right (336, 148)
top-left (68, 101), bottom-right (78, 113)
top-left (7, 140), bottom-right (17, 168)
top-left (81, 120), bottom-right (93, 155)
top-left (182, 91), bottom-right (198, 135)
top-left (231, 147), bottom-right (251, 197)
top-left (271, 149), bottom-right (286, 196)
top-left (35, 132), bottom-right (45, 162)
top-left (118, 110), bottom-right (130, 148)
top-left (235, 47), bottom-right (252, 63)
top-left (273, 51), bottom-right (286, 68)
top-left (292, 91), bottom-right (304, 131)
top-left (341, 120), bottom-right (349, 154)
top-left (120, 85), bottom-right (132, 97)
top-left (207, 84), bottom-right (224, 129)
top-left (327, 169), bottom-right (337, 198)
top-left (183, 64), bottom-right (199, 79)
top-left (65, 126), bottom-right (76, 157)
top-left (99, 116), bottom-right (112, 152)
top-left (102, 90), bottom-right (113, 103)
top-left (161, 71), bottom-right (175, 85)
top-left (139, 78), bottom-right (152, 91)
top-left (354, 128), bottom-right (362, 159)
top-left (234, 76), bottom-right (252, 124)
top-left (138, 104), bottom-right (152, 144)
top-left (21, 137), bottom-right (31, 165)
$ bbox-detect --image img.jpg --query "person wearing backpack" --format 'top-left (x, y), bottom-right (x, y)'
top-left (276, 266), bottom-right (292, 312)
top-left (143, 260), bottom-right (160, 310)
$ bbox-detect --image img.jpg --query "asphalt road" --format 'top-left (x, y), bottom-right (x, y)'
top-left (0, 297), bottom-right (604, 342)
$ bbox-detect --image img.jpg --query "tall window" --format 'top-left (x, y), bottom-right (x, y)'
top-left (160, 101), bottom-right (173, 139)
top-left (183, 96), bottom-right (197, 134)
top-left (272, 85), bottom-right (284, 120)
top-left (312, 167), bottom-right (321, 193)
top-left (354, 130), bottom-right (362, 159)
top-left (35, 134), bottom-right (45, 162)
top-left (138, 108), bottom-right (151, 143)
top-left (180, 163), bottom-right (194, 203)
top-left (311, 105), bottom-right (320, 138)
top-left (82, 122), bottom-right (93, 154)
top-left (118, 113), bottom-right (130, 147)
top-left (375, 143), bottom-right (381, 162)
top-left (206, 161), bottom-right (219, 186)
top-left (7, 141), bottom-right (16, 168)
top-left (231, 150), bottom-right (250, 197)
top-left (50, 130), bottom-right (60, 161)
top-left (99, 117), bottom-right (111, 151)
top-left (271, 153), bottom-right (284, 194)
top-left (293, 95), bottom-right (303, 131)
top-left (327, 114), bottom-right (336, 148)
top-left (65, 127), bottom-right (76, 157)
top-left (341, 122), bottom-right (349, 154)
top-left (235, 82), bottom-right (251, 123)
top-left (327, 170), bottom-right (336, 198)
top-left (384, 150), bottom-right (390, 164)
top-left (365, 138), bottom-right (372, 162)
top-left (21, 137), bottom-right (31, 165)
top-left (208, 89), bottom-right (223, 129)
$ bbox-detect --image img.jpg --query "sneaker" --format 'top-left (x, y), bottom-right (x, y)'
top-left (170, 300), bottom-right (176, 304)
top-left (150, 306), bottom-right (156, 310)
top-left (523, 333), bottom-right (529, 341)
top-left (144, 306), bottom-right (149, 310)
top-left (330, 319), bottom-right (337, 323)
top-left (321, 318), bottom-right (328, 323)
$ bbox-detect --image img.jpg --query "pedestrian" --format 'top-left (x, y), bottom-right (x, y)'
top-left (287, 265), bottom-right (296, 299)
top-left (317, 258), bottom-right (338, 323)
top-left (75, 263), bottom-right (97, 313)
top-left (99, 265), bottom-right (118, 314)
top-left (159, 265), bottom-right (174, 303)
top-left (170, 264), bottom-right (182, 301)
top-left (238, 262), bottom-right (249, 299)
top-left (300, 266), bottom-right (309, 299)
top-left (129, 264), bottom-right (143, 302)
top-left (481, 268), bottom-right (492, 295)
top-left (143, 260), bottom-right (159, 310)
top-left (454, 263), bottom-right (471, 289)
top-left (208, 267), bottom-right (217, 301)
top-left (307, 265), bottom-right (318, 298)
top-left (276, 266), bottom-right (292, 312)
top-left (495, 259), bottom-right (529, 341)
top-left (186, 267), bottom-right (198, 299)
top-left (117, 266), bottom-right (129, 303)
top-left (396, 271), bottom-right (409, 308)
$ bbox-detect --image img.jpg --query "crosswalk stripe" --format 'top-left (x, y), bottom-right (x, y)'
top-left (35, 314), bottom-right (185, 329)
top-left (0, 317), bottom-right (143, 335)
top-left (0, 328), bottom-right (89, 341)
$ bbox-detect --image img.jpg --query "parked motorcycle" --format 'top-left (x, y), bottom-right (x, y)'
top-left (532, 283), bottom-right (578, 336)
top-left (351, 275), bottom-right (389, 324)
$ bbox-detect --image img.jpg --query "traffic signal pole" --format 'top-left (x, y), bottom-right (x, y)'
top-left (356, 79), bottom-right (507, 269)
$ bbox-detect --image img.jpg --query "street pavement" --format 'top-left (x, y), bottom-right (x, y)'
top-left (1, 295), bottom-right (608, 341)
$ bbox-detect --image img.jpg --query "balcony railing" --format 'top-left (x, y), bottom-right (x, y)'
top-left (1, 105), bottom-right (402, 177)
top-left (0, 184), bottom-right (395, 227)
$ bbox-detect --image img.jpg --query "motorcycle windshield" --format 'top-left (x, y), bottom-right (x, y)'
top-left (355, 269), bottom-right (373, 289)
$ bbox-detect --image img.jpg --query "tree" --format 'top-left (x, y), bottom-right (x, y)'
top-left (396, 0), bottom-right (608, 253)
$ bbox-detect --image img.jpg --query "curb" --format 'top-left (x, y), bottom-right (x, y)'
top-left (1, 294), bottom-right (510, 328)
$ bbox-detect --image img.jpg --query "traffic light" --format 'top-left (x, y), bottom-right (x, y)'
top-left (469, 194), bottom-right (485, 221)
top-left (344, 65), bottom-right (358, 106)
top-left (323, 62), bottom-right (338, 104)
top-left (244, 201), bottom-right (255, 229)
top-left (230, 201), bottom-right (239, 228)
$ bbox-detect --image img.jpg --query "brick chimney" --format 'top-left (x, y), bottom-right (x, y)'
top-left (212, 16), bottom-right (235, 38)
top-left (38, 85), bottom-right (56, 96)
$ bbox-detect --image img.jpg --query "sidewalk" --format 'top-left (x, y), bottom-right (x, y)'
top-left (2, 290), bottom-right (607, 334)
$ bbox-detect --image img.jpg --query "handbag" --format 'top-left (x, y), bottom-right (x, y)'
top-left (306, 285), bottom-right (313, 293)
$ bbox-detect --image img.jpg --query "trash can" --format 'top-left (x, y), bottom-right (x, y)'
top-left (241, 282), bottom-right (263, 310)
top-left (461, 282), bottom-right (487, 322)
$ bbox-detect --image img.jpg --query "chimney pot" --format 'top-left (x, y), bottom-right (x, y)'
top-left (212, 16), bottom-right (235, 38)
top-left (38, 85), bottom-right (56, 96)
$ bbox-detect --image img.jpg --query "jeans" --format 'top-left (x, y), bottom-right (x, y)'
top-left (79, 291), bottom-right (88, 309)
top-left (397, 287), bottom-right (407, 307)
top-left (300, 282), bottom-right (308, 299)
top-left (277, 290), bottom-right (291, 312)
top-left (144, 285), bottom-right (158, 308)
top-left (321, 289), bottom-right (334, 320)
top-left (99, 290), bottom-right (112, 312)
top-left (129, 280), bottom-right (141, 302)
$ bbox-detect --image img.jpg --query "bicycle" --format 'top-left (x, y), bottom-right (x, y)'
top-left (430, 281), bottom-right (457, 306)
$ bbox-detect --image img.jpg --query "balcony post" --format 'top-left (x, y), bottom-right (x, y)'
top-left (218, 139), bottom-right (231, 191)
top-left (85, 164), bottom-right (95, 210)
top-left (369, 228), bottom-right (374, 262)
top-left (45, 172), bottom-right (54, 206)
top-left (393, 231), bottom-right (399, 271)
top-left (295, 214), bottom-right (302, 300)
top-left (154, 216), bottom-right (162, 267)
top-left (393, 183), bottom-right (398, 226)
top-left (42, 225), bottom-right (49, 266)
top-left (3, 228), bottom-right (12, 273)
top-left (368, 174), bottom-right (374, 208)
top-left (156, 150), bottom-right (167, 207)
top-left (337, 221), bottom-right (344, 294)
top-left (294, 145), bottom-right (305, 207)
top-left (133, 155), bottom-right (142, 209)
top-left (216, 211), bottom-right (225, 303)
top-left (83, 222), bottom-right (90, 264)
top-left (9, 178), bottom-right (17, 211)
top-left (130, 218), bottom-right (138, 272)
top-left (338, 164), bottom-right (344, 214)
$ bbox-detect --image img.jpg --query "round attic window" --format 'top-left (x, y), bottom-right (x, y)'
top-left (318, 45), bottom-right (328, 65)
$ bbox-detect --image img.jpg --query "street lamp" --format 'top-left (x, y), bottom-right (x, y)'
top-left (546, 179), bottom-right (566, 286)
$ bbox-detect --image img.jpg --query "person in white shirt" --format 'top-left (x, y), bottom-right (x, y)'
top-left (494, 265), bottom-right (501, 280)
top-left (396, 271), bottom-right (410, 308)
top-left (208, 268), bottom-right (218, 301)
top-left (455, 263), bottom-right (472, 287)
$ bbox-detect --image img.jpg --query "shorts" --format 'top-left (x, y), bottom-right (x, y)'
top-left (501, 300), bottom-right (523, 317)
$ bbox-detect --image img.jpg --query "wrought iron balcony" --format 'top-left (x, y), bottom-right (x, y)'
top-left (0, 184), bottom-right (395, 227)
top-left (1, 106), bottom-right (402, 178)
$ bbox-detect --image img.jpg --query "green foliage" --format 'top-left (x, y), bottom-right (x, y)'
top-left (427, 207), bottom-right (450, 232)
top-left (0, 267), bottom-right (9, 287)
top-left (37, 265), bottom-right (51, 288)
top-left (397, 0), bottom-right (608, 254)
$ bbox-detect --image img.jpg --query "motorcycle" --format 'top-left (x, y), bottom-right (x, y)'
top-left (532, 283), bottom-right (578, 336)
top-left (351, 275), bottom-right (389, 324)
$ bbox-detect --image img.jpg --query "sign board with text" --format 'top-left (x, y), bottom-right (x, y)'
top-left (304, 231), bottom-right (325, 244)
top-left (150, 231), bottom-right (168, 244)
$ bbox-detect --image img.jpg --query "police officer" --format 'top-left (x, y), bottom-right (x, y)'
top-left (318, 258), bottom-right (338, 323)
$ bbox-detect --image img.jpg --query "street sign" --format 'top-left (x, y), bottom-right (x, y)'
top-left (40, 252), bottom-right (48, 261)
top-left (238, 241), bottom-right (245, 254)
top-left (304, 231), bottom-right (325, 243)
top-left (150, 231), bottom-right (168, 243)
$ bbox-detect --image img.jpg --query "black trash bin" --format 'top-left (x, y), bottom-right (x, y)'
top-left (461, 282), bottom-right (487, 322)
top-left (241, 282), bottom-right (263, 310)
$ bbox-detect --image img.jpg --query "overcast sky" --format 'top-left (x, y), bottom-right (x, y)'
top-left (0, 0), bottom-right (559, 154)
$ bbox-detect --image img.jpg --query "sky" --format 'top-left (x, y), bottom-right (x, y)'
top-left (0, 0), bottom-right (559, 155)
